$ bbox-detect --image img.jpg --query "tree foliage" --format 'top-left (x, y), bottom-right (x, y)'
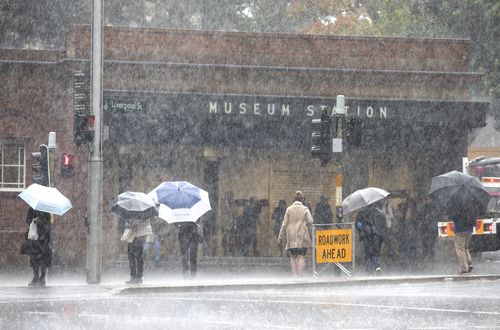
top-left (365, 0), bottom-right (500, 128)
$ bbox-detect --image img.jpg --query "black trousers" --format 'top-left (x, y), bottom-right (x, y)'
top-left (128, 236), bottom-right (146, 279)
top-left (242, 233), bottom-right (258, 257)
top-left (179, 236), bottom-right (199, 276)
top-left (30, 259), bottom-right (47, 281)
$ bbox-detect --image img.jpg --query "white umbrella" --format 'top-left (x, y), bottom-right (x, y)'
top-left (110, 191), bottom-right (158, 220)
top-left (148, 181), bottom-right (211, 223)
top-left (18, 183), bottom-right (73, 216)
top-left (342, 187), bottom-right (389, 215)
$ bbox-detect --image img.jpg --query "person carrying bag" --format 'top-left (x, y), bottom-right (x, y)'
top-left (123, 218), bottom-right (152, 284)
top-left (20, 208), bottom-right (52, 287)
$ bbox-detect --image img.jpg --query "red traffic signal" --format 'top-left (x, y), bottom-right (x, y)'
top-left (61, 154), bottom-right (75, 178)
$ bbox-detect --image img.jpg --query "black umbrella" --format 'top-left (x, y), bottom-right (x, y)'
top-left (110, 191), bottom-right (158, 220)
top-left (428, 171), bottom-right (490, 217)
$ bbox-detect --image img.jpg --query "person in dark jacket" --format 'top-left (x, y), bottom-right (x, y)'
top-left (314, 195), bottom-right (333, 226)
top-left (241, 197), bottom-right (261, 257)
top-left (355, 204), bottom-right (388, 275)
top-left (447, 196), bottom-right (482, 275)
top-left (177, 222), bottom-right (201, 278)
top-left (22, 208), bottom-right (52, 287)
top-left (272, 200), bottom-right (287, 256)
top-left (416, 198), bottom-right (440, 265)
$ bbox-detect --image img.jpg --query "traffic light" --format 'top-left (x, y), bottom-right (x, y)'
top-left (345, 117), bottom-right (363, 147)
top-left (61, 154), bottom-right (76, 178)
top-left (311, 111), bottom-right (332, 167)
top-left (31, 145), bottom-right (49, 186)
top-left (74, 113), bottom-right (95, 146)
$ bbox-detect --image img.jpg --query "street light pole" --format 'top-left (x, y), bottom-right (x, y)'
top-left (86, 0), bottom-right (104, 284)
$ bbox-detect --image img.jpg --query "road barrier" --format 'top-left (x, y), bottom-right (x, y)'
top-left (312, 222), bottom-right (356, 277)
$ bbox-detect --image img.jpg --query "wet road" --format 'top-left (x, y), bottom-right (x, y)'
top-left (1, 278), bottom-right (500, 329)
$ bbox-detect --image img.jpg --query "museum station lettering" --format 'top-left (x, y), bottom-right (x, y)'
top-left (209, 101), bottom-right (388, 118)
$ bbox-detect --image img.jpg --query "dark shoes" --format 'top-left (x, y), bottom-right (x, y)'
top-left (28, 278), bottom-right (46, 287)
top-left (126, 277), bottom-right (143, 285)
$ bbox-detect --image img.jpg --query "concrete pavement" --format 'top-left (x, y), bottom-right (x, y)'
top-left (1, 260), bottom-right (499, 300)
top-left (0, 250), bottom-right (498, 297)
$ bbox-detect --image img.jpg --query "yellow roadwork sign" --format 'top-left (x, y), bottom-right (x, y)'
top-left (315, 229), bottom-right (352, 263)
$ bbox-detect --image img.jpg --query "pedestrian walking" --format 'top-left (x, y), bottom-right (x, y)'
top-left (272, 199), bottom-right (287, 256)
top-left (177, 221), bottom-right (202, 278)
top-left (241, 197), bottom-right (260, 257)
top-left (123, 218), bottom-right (153, 284)
top-left (355, 203), bottom-right (388, 275)
top-left (416, 198), bottom-right (439, 266)
top-left (403, 197), bottom-right (419, 272)
top-left (314, 195), bottom-right (333, 226)
top-left (377, 198), bottom-right (395, 268)
top-left (447, 199), bottom-right (480, 275)
top-left (278, 191), bottom-right (314, 276)
top-left (221, 191), bottom-right (238, 256)
top-left (20, 208), bottom-right (52, 287)
top-left (143, 217), bottom-right (167, 268)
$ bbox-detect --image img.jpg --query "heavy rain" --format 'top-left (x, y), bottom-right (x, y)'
top-left (1, 0), bottom-right (499, 329)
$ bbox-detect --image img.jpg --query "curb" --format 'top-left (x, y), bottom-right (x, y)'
top-left (112, 274), bottom-right (500, 295)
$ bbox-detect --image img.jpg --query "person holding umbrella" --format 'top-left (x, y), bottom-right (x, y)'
top-left (176, 221), bottom-right (202, 278)
top-left (447, 194), bottom-right (481, 275)
top-left (110, 191), bottom-right (157, 284)
top-left (428, 170), bottom-right (490, 275)
top-left (278, 191), bottom-right (314, 276)
top-left (21, 208), bottom-right (52, 287)
top-left (342, 187), bottom-right (390, 275)
top-left (123, 217), bottom-right (153, 284)
top-left (355, 202), bottom-right (388, 275)
top-left (148, 181), bottom-right (212, 278)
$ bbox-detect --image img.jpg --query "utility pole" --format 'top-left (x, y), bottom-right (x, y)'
top-left (87, 0), bottom-right (103, 284)
top-left (334, 95), bottom-right (346, 222)
top-left (47, 132), bottom-right (60, 269)
top-left (47, 132), bottom-right (56, 188)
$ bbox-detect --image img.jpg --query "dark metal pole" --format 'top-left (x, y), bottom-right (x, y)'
top-left (86, 0), bottom-right (103, 284)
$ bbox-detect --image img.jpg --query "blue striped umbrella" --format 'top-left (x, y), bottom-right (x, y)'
top-left (148, 181), bottom-right (211, 223)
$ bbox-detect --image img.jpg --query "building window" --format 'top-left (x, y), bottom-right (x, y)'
top-left (0, 144), bottom-right (25, 192)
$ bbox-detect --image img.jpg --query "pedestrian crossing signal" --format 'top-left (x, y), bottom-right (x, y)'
top-left (61, 154), bottom-right (76, 178)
